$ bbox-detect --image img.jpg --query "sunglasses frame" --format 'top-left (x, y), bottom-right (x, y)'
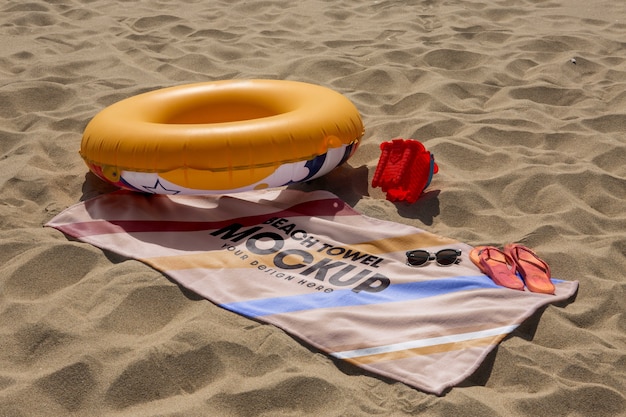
top-left (405, 248), bottom-right (462, 267)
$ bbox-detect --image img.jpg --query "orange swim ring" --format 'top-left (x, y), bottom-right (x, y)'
top-left (80, 79), bottom-right (364, 194)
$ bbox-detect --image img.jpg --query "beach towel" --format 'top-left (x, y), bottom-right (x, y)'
top-left (46, 189), bottom-right (578, 394)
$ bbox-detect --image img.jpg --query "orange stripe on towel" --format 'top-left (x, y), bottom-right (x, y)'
top-left (345, 334), bottom-right (508, 366)
top-left (143, 231), bottom-right (458, 272)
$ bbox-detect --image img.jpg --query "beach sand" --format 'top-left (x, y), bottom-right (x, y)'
top-left (1, 0), bottom-right (624, 415)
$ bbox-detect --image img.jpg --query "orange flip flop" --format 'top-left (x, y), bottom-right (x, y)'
top-left (469, 246), bottom-right (524, 291)
top-left (469, 246), bottom-right (489, 274)
top-left (504, 244), bottom-right (555, 294)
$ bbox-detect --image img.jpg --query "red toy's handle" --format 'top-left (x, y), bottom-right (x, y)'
top-left (372, 139), bottom-right (438, 203)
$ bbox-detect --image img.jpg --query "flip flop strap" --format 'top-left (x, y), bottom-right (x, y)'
top-left (514, 246), bottom-right (551, 277)
top-left (482, 247), bottom-right (517, 274)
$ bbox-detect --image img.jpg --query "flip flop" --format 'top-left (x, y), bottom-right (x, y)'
top-left (469, 246), bottom-right (524, 291)
top-left (504, 244), bottom-right (555, 294)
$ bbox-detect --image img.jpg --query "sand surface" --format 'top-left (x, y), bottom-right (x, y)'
top-left (1, 0), bottom-right (625, 416)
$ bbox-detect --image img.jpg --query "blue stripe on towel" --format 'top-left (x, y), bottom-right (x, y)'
top-left (223, 275), bottom-right (501, 318)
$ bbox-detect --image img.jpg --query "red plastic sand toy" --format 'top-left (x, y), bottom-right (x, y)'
top-left (371, 139), bottom-right (438, 203)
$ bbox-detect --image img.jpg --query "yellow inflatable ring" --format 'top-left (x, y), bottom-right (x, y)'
top-left (80, 79), bottom-right (364, 194)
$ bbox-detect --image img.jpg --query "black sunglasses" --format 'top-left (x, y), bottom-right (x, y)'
top-left (406, 249), bottom-right (462, 267)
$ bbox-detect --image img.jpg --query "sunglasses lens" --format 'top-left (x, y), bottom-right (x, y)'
top-left (436, 249), bottom-right (459, 266)
top-left (406, 250), bottom-right (430, 266)
top-left (407, 250), bottom-right (430, 266)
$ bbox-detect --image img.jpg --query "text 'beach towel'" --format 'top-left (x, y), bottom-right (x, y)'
top-left (46, 189), bottom-right (578, 394)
